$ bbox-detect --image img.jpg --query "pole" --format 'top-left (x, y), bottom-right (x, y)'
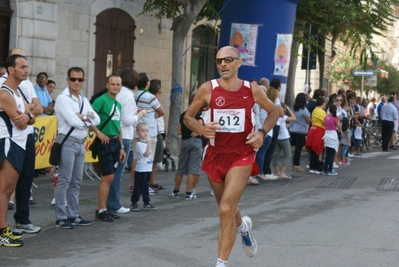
top-left (304, 24), bottom-right (312, 93)
top-left (361, 76), bottom-right (364, 101)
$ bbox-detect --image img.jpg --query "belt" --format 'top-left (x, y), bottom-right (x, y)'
top-left (59, 134), bottom-right (86, 144)
top-left (107, 135), bottom-right (119, 139)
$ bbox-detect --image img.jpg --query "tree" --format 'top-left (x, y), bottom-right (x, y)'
top-left (140, 0), bottom-right (220, 155)
top-left (287, 0), bottom-right (399, 102)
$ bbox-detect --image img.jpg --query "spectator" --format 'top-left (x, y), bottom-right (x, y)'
top-left (169, 95), bottom-right (203, 199)
top-left (90, 75), bottom-right (126, 222)
top-left (131, 73), bottom-right (165, 195)
top-left (0, 48), bottom-right (43, 235)
top-left (106, 68), bottom-right (146, 214)
top-left (376, 96), bottom-right (386, 121)
top-left (322, 104), bottom-right (342, 175)
top-left (380, 96), bottom-right (398, 151)
top-left (47, 79), bottom-right (56, 104)
top-left (0, 54), bottom-right (33, 247)
top-left (366, 97), bottom-right (376, 119)
top-left (0, 65), bottom-right (6, 76)
top-left (263, 79), bottom-right (284, 179)
top-left (272, 103), bottom-right (296, 179)
top-left (289, 93), bottom-right (311, 172)
top-left (305, 98), bottom-right (326, 174)
top-left (34, 72), bottom-right (54, 115)
top-left (340, 117), bottom-right (351, 165)
top-left (54, 66), bottom-right (100, 229)
top-left (130, 123), bottom-right (157, 211)
top-left (148, 79), bottom-right (166, 172)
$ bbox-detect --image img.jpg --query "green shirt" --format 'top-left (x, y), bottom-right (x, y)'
top-left (92, 93), bottom-right (122, 136)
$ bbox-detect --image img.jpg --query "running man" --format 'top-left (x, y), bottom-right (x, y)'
top-left (184, 46), bottom-right (278, 267)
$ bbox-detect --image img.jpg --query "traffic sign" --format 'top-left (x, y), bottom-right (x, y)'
top-left (352, 70), bottom-right (374, 76)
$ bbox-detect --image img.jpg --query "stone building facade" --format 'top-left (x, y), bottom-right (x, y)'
top-left (1, 0), bottom-right (218, 127)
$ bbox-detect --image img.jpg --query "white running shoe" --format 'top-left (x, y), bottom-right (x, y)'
top-left (50, 198), bottom-right (55, 206)
top-left (241, 216), bottom-right (257, 257)
top-left (247, 176), bottom-right (259, 185)
top-left (14, 223), bottom-right (41, 234)
top-left (115, 207), bottom-right (130, 213)
top-left (265, 174), bottom-right (279, 180)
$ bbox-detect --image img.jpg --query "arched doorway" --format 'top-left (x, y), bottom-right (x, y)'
top-left (0, 0), bottom-right (13, 65)
top-left (94, 8), bottom-right (135, 93)
top-left (190, 25), bottom-right (218, 94)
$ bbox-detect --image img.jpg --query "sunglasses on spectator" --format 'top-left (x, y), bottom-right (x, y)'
top-left (335, 99), bottom-right (342, 102)
top-left (69, 77), bottom-right (85, 82)
top-left (215, 57), bottom-right (240, 65)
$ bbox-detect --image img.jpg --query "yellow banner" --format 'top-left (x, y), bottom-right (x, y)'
top-left (33, 116), bottom-right (97, 169)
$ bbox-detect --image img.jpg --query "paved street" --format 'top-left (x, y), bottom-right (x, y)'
top-left (3, 148), bottom-right (399, 267)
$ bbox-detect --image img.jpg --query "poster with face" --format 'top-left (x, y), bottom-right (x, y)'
top-left (230, 23), bottom-right (258, 66)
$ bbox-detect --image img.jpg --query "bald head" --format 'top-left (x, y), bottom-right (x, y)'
top-left (8, 47), bottom-right (25, 57)
top-left (217, 46), bottom-right (240, 58)
top-left (259, 77), bottom-right (269, 88)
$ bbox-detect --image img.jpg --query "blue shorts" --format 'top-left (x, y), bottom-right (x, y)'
top-left (0, 138), bottom-right (25, 173)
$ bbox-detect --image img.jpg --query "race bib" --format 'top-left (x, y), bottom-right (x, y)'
top-left (213, 108), bottom-right (245, 132)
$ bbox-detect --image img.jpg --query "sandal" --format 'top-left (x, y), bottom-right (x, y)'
top-left (279, 174), bottom-right (292, 180)
top-left (150, 183), bottom-right (165, 190)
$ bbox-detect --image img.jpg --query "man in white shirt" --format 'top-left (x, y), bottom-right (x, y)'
top-left (54, 67), bottom-right (100, 229)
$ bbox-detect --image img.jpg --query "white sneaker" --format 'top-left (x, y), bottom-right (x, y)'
top-left (210, 189), bottom-right (214, 196)
top-left (241, 216), bottom-right (257, 257)
top-left (156, 162), bottom-right (163, 170)
top-left (115, 207), bottom-right (130, 213)
top-left (255, 174), bottom-right (267, 180)
top-left (348, 153), bottom-right (354, 158)
top-left (50, 198), bottom-right (55, 206)
top-left (149, 188), bottom-right (157, 196)
top-left (14, 223), bottom-right (41, 234)
top-left (265, 174), bottom-right (279, 180)
top-left (333, 163), bottom-right (339, 169)
top-left (247, 176), bottom-right (259, 185)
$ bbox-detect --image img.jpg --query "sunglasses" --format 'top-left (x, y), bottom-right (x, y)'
top-left (215, 57), bottom-right (240, 65)
top-left (69, 77), bottom-right (85, 82)
top-left (335, 99), bottom-right (342, 102)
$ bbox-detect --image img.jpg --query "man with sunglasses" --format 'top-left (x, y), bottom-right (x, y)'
top-left (53, 67), bottom-right (100, 229)
top-left (184, 46), bottom-right (278, 267)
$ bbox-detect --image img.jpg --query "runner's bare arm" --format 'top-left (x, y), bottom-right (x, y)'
top-left (184, 82), bottom-right (220, 139)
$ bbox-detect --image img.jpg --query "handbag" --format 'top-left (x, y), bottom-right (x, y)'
top-left (49, 127), bottom-right (74, 165)
top-left (89, 100), bottom-right (118, 159)
top-left (49, 100), bottom-right (84, 165)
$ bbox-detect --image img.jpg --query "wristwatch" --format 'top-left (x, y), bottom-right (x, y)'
top-left (258, 128), bottom-right (267, 138)
top-left (82, 115), bottom-right (88, 120)
top-left (121, 144), bottom-right (125, 149)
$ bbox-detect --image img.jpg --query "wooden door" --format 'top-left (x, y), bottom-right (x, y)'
top-left (94, 9), bottom-right (135, 93)
top-left (0, 1), bottom-right (13, 65)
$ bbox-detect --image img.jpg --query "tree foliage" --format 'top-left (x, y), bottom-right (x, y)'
top-left (329, 55), bottom-right (399, 95)
top-left (139, 0), bottom-right (219, 155)
top-left (294, 0), bottom-right (399, 82)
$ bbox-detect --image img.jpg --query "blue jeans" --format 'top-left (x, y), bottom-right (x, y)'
top-left (131, 171), bottom-right (151, 205)
top-left (14, 134), bottom-right (34, 224)
top-left (255, 135), bottom-right (272, 175)
top-left (323, 147), bottom-right (335, 173)
top-left (106, 138), bottom-right (131, 211)
top-left (55, 138), bottom-right (85, 220)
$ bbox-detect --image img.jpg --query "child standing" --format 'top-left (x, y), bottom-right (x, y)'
top-left (354, 117), bottom-right (363, 155)
top-left (130, 123), bottom-right (157, 212)
top-left (340, 117), bottom-right (351, 165)
top-left (322, 104), bottom-right (342, 175)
